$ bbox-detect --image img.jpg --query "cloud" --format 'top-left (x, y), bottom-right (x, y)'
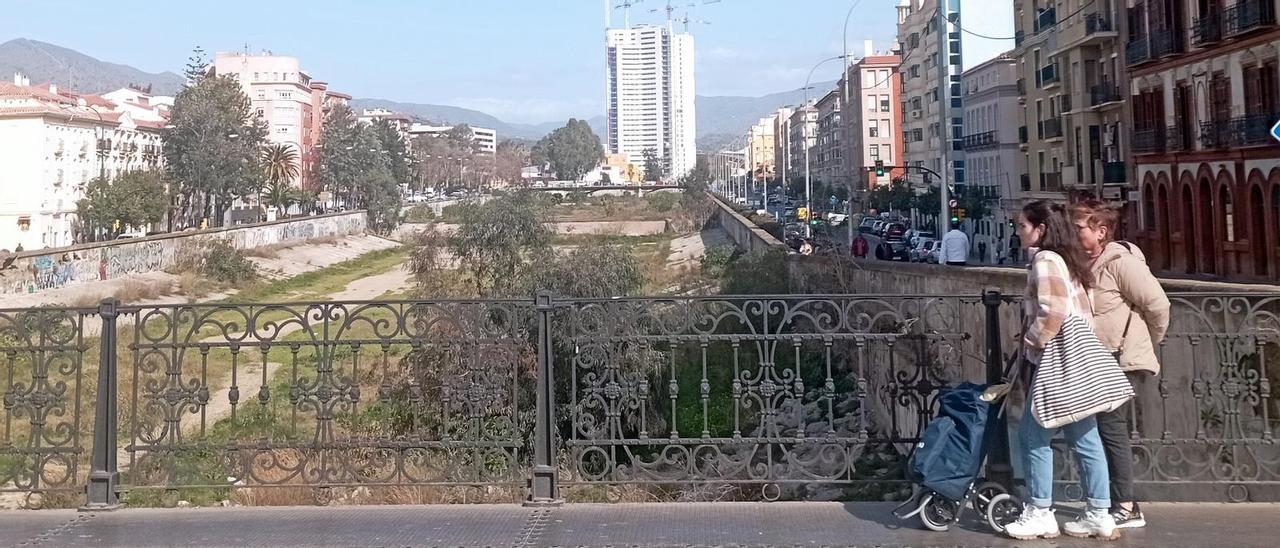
top-left (450, 96), bottom-right (604, 125)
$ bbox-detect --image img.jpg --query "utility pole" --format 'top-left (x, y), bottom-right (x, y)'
top-left (936, 5), bottom-right (952, 233)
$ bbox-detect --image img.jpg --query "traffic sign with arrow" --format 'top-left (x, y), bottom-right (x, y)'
top-left (1271, 119), bottom-right (1280, 144)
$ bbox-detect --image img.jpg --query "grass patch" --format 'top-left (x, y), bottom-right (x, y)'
top-left (228, 247), bottom-right (407, 303)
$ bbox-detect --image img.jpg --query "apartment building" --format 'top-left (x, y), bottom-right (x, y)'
top-left (408, 124), bottom-right (498, 155)
top-left (1124, 0), bottom-right (1280, 281)
top-left (787, 104), bottom-right (818, 181)
top-left (212, 52), bottom-right (318, 189)
top-left (772, 107), bottom-right (795, 183)
top-left (747, 118), bottom-right (775, 182)
top-left (961, 52), bottom-right (1025, 263)
top-left (897, 0), bottom-right (965, 191)
top-left (844, 53), bottom-right (905, 191)
top-left (0, 75), bottom-right (165, 249)
top-left (605, 24), bottom-right (697, 179)
top-left (1014, 0), bottom-right (1129, 208)
top-left (814, 88), bottom-right (845, 186)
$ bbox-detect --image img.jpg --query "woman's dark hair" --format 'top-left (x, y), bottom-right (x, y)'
top-left (1022, 200), bottom-right (1095, 288)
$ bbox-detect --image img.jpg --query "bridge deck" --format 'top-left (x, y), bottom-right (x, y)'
top-left (7, 502), bottom-right (1272, 547)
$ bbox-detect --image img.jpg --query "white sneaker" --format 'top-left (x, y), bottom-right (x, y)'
top-left (1005, 503), bottom-right (1060, 540)
top-left (1064, 507), bottom-right (1121, 540)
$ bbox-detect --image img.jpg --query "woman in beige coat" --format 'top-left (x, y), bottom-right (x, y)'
top-left (1071, 200), bottom-right (1170, 529)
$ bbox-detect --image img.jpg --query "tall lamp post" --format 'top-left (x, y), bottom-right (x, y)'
top-left (804, 55), bottom-right (848, 238)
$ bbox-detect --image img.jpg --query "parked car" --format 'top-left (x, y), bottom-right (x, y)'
top-left (910, 238), bottom-right (937, 262)
top-left (905, 229), bottom-right (934, 247)
top-left (870, 220), bottom-right (886, 235)
top-left (876, 237), bottom-right (911, 261)
top-left (884, 222), bottom-right (907, 240)
top-left (858, 218), bottom-right (879, 234)
top-left (826, 213), bottom-right (848, 226)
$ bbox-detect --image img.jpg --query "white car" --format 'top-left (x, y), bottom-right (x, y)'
top-left (910, 238), bottom-right (937, 262)
top-left (826, 213), bottom-right (848, 226)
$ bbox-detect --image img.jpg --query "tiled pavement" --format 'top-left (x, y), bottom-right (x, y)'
top-left (2, 502), bottom-right (1272, 547)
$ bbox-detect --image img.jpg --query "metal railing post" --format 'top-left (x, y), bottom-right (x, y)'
top-left (982, 288), bottom-right (1014, 487)
top-left (82, 298), bottom-right (122, 511)
top-left (526, 291), bottom-right (561, 506)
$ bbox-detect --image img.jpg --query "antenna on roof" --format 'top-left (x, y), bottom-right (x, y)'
top-left (614, 0), bottom-right (645, 28)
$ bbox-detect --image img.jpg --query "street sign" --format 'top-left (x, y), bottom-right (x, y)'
top-left (1272, 119), bottom-right (1280, 144)
top-left (829, 196), bottom-right (838, 205)
top-left (949, 199), bottom-right (958, 208)
top-left (797, 207), bottom-right (809, 220)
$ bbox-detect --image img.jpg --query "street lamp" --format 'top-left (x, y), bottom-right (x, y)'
top-left (803, 55), bottom-right (848, 238)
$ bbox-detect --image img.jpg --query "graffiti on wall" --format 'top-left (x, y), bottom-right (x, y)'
top-left (0, 212), bottom-right (368, 296)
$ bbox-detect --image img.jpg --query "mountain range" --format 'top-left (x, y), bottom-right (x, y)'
top-left (0, 37), bottom-right (833, 150)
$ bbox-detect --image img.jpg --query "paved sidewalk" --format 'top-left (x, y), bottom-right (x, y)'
top-left (2, 502), bottom-right (1272, 547)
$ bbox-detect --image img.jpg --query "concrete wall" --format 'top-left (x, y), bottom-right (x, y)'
top-left (709, 193), bottom-right (784, 254)
top-left (0, 211), bottom-right (366, 296)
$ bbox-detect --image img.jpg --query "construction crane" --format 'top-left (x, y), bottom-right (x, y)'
top-left (614, 0), bottom-right (646, 28)
top-left (649, 0), bottom-right (720, 31)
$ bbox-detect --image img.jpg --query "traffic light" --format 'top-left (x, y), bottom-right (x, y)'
top-left (874, 160), bottom-right (885, 177)
top-left (955, 208), bottom-right (967, 222)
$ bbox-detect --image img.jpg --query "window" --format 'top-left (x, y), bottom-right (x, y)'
top-left (275, 126), bottom-right (289, 134)
top-left (17, 216), bottom-right (31, 231)
top-left (277, 90), bottom-right (292, 100)
top-left (256, 108), bottom-right (265, 117)
top-left (869, 125), bottom-right (879, 138)
top-left (256, 91), bottom-right (266, 100)
top-left (870, 144), bottom-right (880, 159)
top-left (867, 96), bottom-right (877, 111)
top-left (880, 95), bottom-right (891, 112)
top-left (913, 128), bottom-right (923, 142)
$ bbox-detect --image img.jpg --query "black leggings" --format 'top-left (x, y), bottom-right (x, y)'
top-left (1095, 372), bottom-right (1142, 504)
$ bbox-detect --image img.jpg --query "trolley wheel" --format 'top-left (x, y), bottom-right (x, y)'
top-left (919, 492), bottom-right (959, 532)
top-left (985, 492), bottom-right (1023, 533)
top-left (970, 481), bottom-right (1008, 516)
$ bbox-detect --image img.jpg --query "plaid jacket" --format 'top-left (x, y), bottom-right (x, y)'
top-left (1023, 250), bottom-right (1093, 359)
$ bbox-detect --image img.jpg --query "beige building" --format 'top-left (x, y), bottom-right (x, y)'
top-left (897, 0), bottom-right (965, 192)
top-left (746, 118), bottom-right (776, 182)
top-left (962, 52), bottom-right (1025, 263)
top-left (212, 52), bottom-right (318, 189)
top-left (1014, 0), bottom-right (1128, 206)
top-left (787, 103), bottom-right (818, 181)
top-left (772, 107), bottom-right (795, 183)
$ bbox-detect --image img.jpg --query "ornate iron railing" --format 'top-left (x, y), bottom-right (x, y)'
top-left (1224, 0), bottom-right (1277, 37)
top-left (2, 291), bottom-right (1278, 506)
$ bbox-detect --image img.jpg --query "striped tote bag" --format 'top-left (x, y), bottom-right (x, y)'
top-left (1029, 314), bottom-right (1135, 429)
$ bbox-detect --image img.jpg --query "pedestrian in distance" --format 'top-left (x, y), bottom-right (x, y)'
top-left (940, 220), bottom-right (969, 266)
top-left (1071, 200), bottom-right (1170, 530)
top-left (1005, 200), bottom-right (1129, 541)
top-left (852, 234), bottom-right (870, 258)
top-left (978, 241), bottom-right (988, 264)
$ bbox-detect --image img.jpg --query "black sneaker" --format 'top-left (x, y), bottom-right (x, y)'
top-left (1111, 503), bottom-right (1146, 529)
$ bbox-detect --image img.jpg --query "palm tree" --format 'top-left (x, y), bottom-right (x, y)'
top-left (260, 143), bottom-right (300, 217)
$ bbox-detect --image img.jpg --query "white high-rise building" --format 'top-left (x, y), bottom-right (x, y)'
top-left (605, 24), bottom-right (697, 180)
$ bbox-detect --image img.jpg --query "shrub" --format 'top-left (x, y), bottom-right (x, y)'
top-left (699, 246), bottom-right (737, 279)
top-left (203, 241), bottom-right (258, 284)
top-left (403, 204), bottom-right (436, 223)
top-left (645, 192), bottom-right (680, 213)
top-left (720, 248), bottom-right (789, 295)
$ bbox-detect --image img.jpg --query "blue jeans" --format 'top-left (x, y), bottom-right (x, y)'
top-left (1019, 403), bottom-right (1112, 510)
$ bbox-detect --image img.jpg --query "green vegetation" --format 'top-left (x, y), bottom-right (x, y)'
top-left (403, 204), bottom-right (436, 223)
top-left (317, 104), bottom-right (405, 235)
top-left (202, 241), bottom-right (258, 284)
top-left (76, 170), bottom-right (169, 239)
top-left (532, 118), bottom-right (604, 182)
top-left (230, 247), bottom-right (406, 302)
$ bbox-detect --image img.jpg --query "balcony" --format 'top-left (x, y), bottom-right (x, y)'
top-left (1226, 114), bottom-right (1279, 146)
top-left (1037, 64), bottom-right (1060, 88)
top-left (1041, 117), bottom-right (1064, 140)
top-left (1193, 14), bottom-right (1224, 46)
top-left (1041, 172), bottom-right (1064, 191)
top-left (1103, 161), bottom-right (1127, 185)
top-left (962, 130), bottom-right (1000, 151)
top-left (1201, 120), bottom-right (1230, 149)
top-left (1224, 0), bottom-right (1278, 37)
top-left (1020, 173), bottom-right (1032, 191)
top-left (1089, 83), bottom-right (1123, 108)
top-left (1084, 12), bottom-right (1114, 34)
top-left (1034, 7), bottom-right (1057, 34)
top-left (1019, 125), bottom-right (1029, 144)
top-left (1167, 124), bottom-right (1193, 152)
top-left (1133, 127), bottom-right (1167, 154)
top-left (1126, 38), bottom-right (1152, 65)
top-left (1150, 27), bottom-right (1185, 58)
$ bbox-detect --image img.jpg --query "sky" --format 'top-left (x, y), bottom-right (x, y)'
top-left (0, 0), bottom-right (1014, 125)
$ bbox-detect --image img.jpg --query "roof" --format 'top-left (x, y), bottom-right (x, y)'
top-left (0, 82), bottom-right (75, 104)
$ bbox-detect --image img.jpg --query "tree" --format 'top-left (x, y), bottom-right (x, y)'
top-left (164, 74), bottom-right (267, 228)
top-left (494, 140), bottom-right (530, 185)
top-left (317, 104), bottom-right (402, 233)
top-left (76, 171), bottom-right (168, 239)
top-left (533, 118), bottom-right (603, 182)
top-left (371, 119), bottom-right (412, 189)
top-left (260, 143), bottom-right (300, 216)
top-left (183, 46), bottom-right (208, 85)
top-left (520, 243), bottom-right (643, 298)
top-left (642, 148), bottom-right (666, 182)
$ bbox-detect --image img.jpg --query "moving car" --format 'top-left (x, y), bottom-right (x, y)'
top-left (826, 213), bottom-right (848, 226)
top-left (858, 218), bottom-right (879, 234)
top-left (884, 222), bottom-right (907, 240)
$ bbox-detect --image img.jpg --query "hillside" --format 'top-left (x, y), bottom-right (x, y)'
top-left (0, 38), bottom-right (184, 95)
